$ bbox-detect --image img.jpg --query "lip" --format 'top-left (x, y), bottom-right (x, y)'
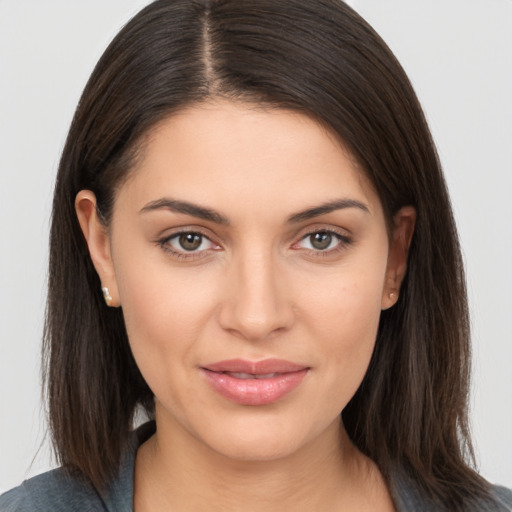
top-left (201, 359), bottom-right (310, 406)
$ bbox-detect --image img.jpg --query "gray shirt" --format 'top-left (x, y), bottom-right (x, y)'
top-left (1, 422), bottom-right (511, 511)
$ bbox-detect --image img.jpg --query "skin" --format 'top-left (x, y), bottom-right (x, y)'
top-left (76, 100), bottom-right (415, 511)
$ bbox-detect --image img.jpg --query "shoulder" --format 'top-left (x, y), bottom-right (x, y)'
top-left (0, 468), bottom-right (106, 512)
top-left (0, 421), bottom-right (154, 512)
top-left (389, 465), bottom-right (512, 511)
top-left (489, 484), bottom-right (512, 511)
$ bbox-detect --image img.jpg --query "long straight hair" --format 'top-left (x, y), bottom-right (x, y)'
top-left (44, 0), bottom-right (488, 507)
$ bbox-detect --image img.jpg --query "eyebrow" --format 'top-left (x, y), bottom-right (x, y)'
top-left (286, 199), bottom-right (370, 223)
top-left (139, 197), bottom-right (369, 225)
top-left (139, 198), bottom-right (230, 225)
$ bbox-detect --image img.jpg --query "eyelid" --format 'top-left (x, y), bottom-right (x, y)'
top-left (156, 228), bottom-right (221, 260)
top-left (291, 226), bottom-right (353, 253)
top-left (294, 223), bottom-right (352, 241)
top-left (155, 224), bottom-right (352, 261)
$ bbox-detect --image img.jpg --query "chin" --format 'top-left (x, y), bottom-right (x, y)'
top-left (194, 412), bottom-right (331, 464)
top-left (209, 434), bottom-right (303, 463)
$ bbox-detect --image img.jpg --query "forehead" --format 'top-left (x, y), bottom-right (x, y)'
top-left (116, 100), bottom-right (382, 220)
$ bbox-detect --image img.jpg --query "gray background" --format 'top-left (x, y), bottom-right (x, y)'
top-left (1, 0), bottom-right (511, 492)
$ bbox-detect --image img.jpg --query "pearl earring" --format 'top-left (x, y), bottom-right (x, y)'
top-left (102, 286), bottom-right (113, 306)
top-left (382, 289), bottom-right (399, 311)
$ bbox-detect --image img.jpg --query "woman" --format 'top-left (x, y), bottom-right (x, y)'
top-left (1, 0), bottom-right (511, 510)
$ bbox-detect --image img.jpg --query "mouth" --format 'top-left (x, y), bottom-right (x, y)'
top-left (218, 371), bottom-right (283, 380)
top-left (200, 359), bottom-right (310, 406)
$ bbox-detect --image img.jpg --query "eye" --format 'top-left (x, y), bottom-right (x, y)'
top-left (296, 230), bottom-right (350, 252)
top-left (159, 231), bottom-right (219, 256)
top-left (174, 233), bottom-right (207, 251)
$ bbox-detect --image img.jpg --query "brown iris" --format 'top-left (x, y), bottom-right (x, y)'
top-left (179, 233), bottom-right (203, 251)
top-left (310, 232), bottom-right (332, 250)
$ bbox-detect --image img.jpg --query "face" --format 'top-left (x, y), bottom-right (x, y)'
top-left (77, 100), bottom-right (413, 463)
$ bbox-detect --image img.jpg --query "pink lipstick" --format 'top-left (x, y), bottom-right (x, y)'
top-left (201, 359), bottom-right (309, 406)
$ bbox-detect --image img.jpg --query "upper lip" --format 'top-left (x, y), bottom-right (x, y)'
top-left (202, 358), bottom-right (308, 374)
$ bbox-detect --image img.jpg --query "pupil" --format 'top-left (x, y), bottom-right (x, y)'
top-left (179, 233), bottom-right (202, 251)
top-left (311, 232), bottom-right (332, 250)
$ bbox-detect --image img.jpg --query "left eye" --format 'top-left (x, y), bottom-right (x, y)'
top-left (167, 232), bottom-right (215, 252)
top-left (297, 231), bottom-right (346, 251)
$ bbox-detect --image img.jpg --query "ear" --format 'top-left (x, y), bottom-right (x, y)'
top-left (381, 206), bottom-right (416, 310)
top-left (75, 190), bottom-right (120, 307)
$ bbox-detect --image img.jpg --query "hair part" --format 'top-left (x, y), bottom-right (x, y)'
top-left (45, 0), bottom-right (489, 507)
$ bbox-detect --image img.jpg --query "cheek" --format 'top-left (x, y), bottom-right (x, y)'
top-left (323, 286), bottom-right (381, 374)
top-left (303, 255), bottom-right (387, 404)
top-left (112, 253), bottom-right (213, 385)
top-left (306, 251), bottom-right (386, 339)
top-left (113, 255), bottom-right (235, 409)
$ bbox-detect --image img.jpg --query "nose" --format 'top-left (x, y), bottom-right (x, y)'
top-left (218, 248), bottom-right (295, 342)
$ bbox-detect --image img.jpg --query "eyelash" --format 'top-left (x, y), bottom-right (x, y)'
top-left (156, 229), bottom-right (219, 261)
top-left (295, 229), bottom-right (352, 256)
top-left (156, 228), bottom-right (352, 261)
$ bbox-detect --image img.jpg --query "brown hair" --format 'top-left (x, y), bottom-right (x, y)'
top-left (44, 0), bottom-right (489, 507)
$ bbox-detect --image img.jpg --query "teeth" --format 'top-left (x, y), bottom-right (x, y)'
top-left (226, 372), bottom-right (278, 379)
top-left (229, 372), bottom-right (253, 379)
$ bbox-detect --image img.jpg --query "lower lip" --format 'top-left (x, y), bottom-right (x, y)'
top-left (201, 368), bottom-right (309, 406)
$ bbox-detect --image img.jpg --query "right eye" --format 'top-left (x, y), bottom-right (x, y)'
top-left (172, 233), bottom-right (209, 251)
top-left (158, 231), bottom-right (219, 259)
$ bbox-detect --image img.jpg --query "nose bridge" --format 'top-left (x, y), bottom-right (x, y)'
top-left (219, 241), bottom-right (293, 340)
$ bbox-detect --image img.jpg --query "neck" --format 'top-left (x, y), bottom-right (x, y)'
top-left (134, 410), bottom-right (392, 511)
